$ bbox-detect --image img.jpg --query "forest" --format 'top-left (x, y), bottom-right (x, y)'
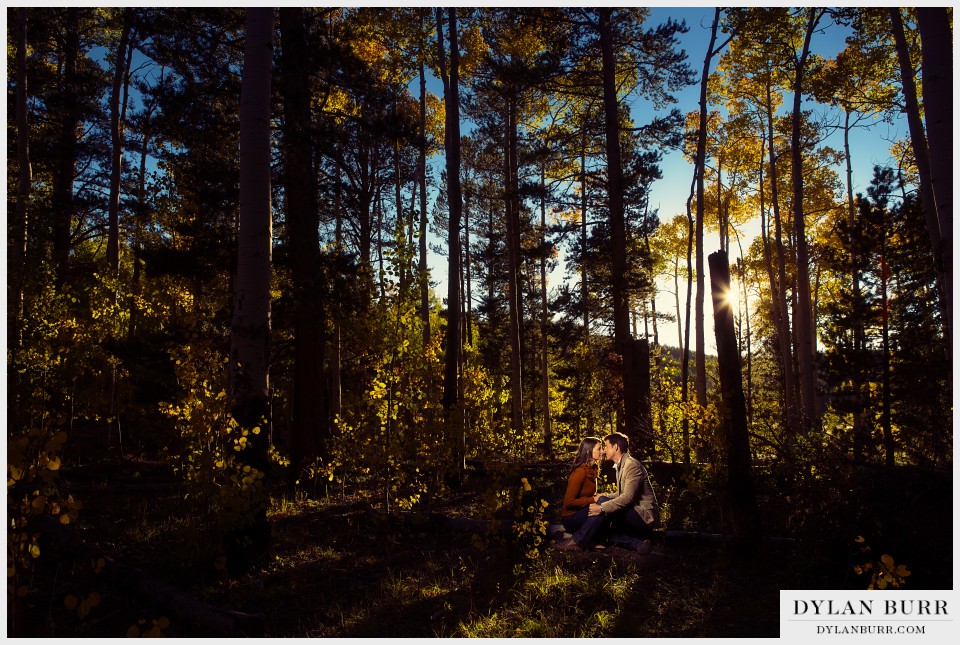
top-left (6, 6), bottom-right (953, 638)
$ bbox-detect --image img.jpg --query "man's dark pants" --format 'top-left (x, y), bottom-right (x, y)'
top-left (571, 495), bottom-right (653, 550)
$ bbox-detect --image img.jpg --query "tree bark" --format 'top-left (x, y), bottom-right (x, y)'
top-left (463, 187), bottom-right (473, 345)
top-left (791, 9), bottom-right (822, 429)
top-left (280, 7), bottom-right (327, 477)
top-left (765, 83), bottom-right (800, 440)
top-left (708, 250), bottom-right (760, 554)
top-left (331, 158), bottom-right (344, 421)
top-left (539, 166), bottom-right (552, 456)
top-left (107, 11), bottom-right (133, 275)
top-left (580, 138), bottom-right (590, 337)
top-left (916, 7), bottom-right (952, 350)
top-left (437, 8), bottom-right (464, 475)
top-left (12, 7), bottom-right (31, 348)
top-left (692, 9), bottom-right (720, 409)
top-left (880, 229), bottom-right (894, 467)
top-left (889, 9), bottom-right (949, 352)
top-left (228, 6), bottom-right (274, 571)
top-left (598, 8), bottom-right (641, 444)
top-left (128, 101), bottom-right (153, 343)
top-left (841, 111), bottom-right (868, 462)
top-left (52, 8), bottom-right (82, 292)
top-left (504, 98), bottom-right (524, 437)
top-left (681, 175), bottom-right (696, 464)
top-left (418, 21), bottom-right (431, 346)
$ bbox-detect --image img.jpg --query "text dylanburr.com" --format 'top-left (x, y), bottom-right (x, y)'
top-left (780, 591), bottom-right (957, 640)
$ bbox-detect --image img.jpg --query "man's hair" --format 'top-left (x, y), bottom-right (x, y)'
top-left (603, 432), bottom-right (629, 454)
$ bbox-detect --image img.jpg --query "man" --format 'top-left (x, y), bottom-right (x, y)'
top-left (554, 432), bottom-right (660, 553)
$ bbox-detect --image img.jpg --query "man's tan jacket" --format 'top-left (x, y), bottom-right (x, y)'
top-left (599, 452), bottom-right (660, 527)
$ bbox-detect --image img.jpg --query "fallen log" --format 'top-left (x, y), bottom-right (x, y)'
top-left (432, 515), bottom-right (513, 533)
top-left (34, 515), bottom-right (266, 637)
top-left (663, 529), bottom-right (795, 547)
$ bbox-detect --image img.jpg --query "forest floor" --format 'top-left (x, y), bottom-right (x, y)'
top-left (9, 456), bottom-right (950, 638)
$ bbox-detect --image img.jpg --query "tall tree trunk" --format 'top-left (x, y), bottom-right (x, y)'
top-left (708, 250), bottom-right (760, 554)
top-left (394, 100), bottom-right (407, 293)
top-left (765, 85), bottom-right (800, 440)
top-left (879, 225), bottom-right (894, 467)
top-left (107, 11), bottom-right (133, 275)
top-left (791, 9), bottom-right (822, 429)
top-left (437, 8), bottom-right (464, 476)
top-left (674, 258), bottom-right (683, 351)
top-left (418, 28), bottom-right (431, 346)
top-left (598, 8), bottom-right (640, 443)
top-left (889, 9), bottom-right (949, 352)
top-left (228, 6), bottom-right (274, 572)
top-left (692, 9), bottom-right (720, 409)
top-left (842, 111), bottom-right (867, 462)
top-left (12, 7), bottom-right (31, 349)
top-left (128, 103), bottom-right (153, 343)
top-left (331, 158), bottom-right (343, 420)
top-left (280, 7), bottom-right (327, 478)
top-left (740, 258), bottom-right (753, 426)
top-left (465, 189), bottom-right (473, 344)
top-left (916, 7), bottom-right (952, 350)
top-left (681, 176), bottom-right (696, 464)
top-left (539, 166), bottom-right (552, 456)
top-left (52, 8), bottom-right (82, 292)
top-left (358, 147), bottom-right (373, 270)
top-left (580, 138), bottom-right (590, 337)
top-left (504, 98), bottom-right (524, 437)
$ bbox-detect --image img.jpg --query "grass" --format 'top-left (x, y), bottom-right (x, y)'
top-left (11, 457), bottom-right (950, 637)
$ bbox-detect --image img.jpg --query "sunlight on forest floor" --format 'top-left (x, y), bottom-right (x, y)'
top-left (13, 459), bottom-right (789, 638)
top-left (11, 455), bottom-right (951, 638)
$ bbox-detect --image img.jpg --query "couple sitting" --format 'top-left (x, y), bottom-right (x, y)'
top-left (555, 432), bottom-right (660, 554)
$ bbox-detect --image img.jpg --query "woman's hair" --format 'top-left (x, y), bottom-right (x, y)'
top-left (570, 436), bottom-right (601, 473)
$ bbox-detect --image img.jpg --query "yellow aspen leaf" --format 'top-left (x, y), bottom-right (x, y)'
top-left (126, 625), bottom-right (141, 637)
top-left (158, 617), bottom-right (170, 629)
top-left (65, 595), bottom-right (79, 610)
top-left (880, 554), bottom-right (895, 568)
top-left (28, 544), bottom-right (40, 558)
top-left (59, 514), bottom-right (71, 525)
top-left (88, 592), bottom-right (102, 607)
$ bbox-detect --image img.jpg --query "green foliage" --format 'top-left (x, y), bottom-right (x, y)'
top-left (328, 293), bottom-right (446, 508)
top-left (160, 338), bottom-right (280, 547)
top-left (509, 477), bottom-right (551, 562)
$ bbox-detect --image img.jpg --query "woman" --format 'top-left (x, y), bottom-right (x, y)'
top-left (560, 437), bottom-right (602, 535)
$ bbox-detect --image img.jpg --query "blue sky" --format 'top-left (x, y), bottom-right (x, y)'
top-left (68, 8), bottom-right (910, 355)
top-left (424, 7), bottom-right (907, 353)
top-left (638, 7), bottom-right (908, 352)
